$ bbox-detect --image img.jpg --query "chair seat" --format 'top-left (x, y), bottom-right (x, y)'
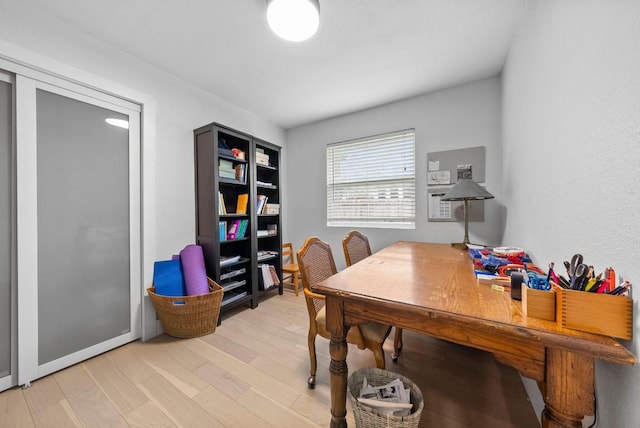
top-left (282, 263), bottom-right (299, 273)
top-left (316, 306), bottom-right (390, 344)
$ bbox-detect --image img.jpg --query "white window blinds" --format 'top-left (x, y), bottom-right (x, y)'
top-left (326, 129), bottom-right (415, 229)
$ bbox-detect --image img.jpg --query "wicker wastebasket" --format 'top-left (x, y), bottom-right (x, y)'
top-left (348, 367), bottom-right (424, 428)
top-left (147, 278), bottom-right (223, 338)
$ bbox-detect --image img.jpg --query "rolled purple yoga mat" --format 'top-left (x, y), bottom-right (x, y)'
top-left (179, 244), bottom-right (209, 296)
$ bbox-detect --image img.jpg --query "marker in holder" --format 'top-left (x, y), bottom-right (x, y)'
top-left (511, 271), bottom-right (524, 301)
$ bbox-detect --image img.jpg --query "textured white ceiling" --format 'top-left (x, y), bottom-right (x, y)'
top-left (6, 0), bottom-right (527, 128)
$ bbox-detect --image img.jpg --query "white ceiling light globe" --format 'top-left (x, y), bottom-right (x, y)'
top-left (267, 0), bottom-right (320, 42)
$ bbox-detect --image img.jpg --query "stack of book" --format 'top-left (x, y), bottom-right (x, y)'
top-left (256, 149), bottom-right (270, 166)
top-left (265, 203), bottom-right (280, 214)
top-left (219, 159), bottom-right (235, 180)
top-left (257, 250), bottom-right (278, 261)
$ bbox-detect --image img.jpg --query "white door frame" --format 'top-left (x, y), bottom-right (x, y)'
top-left (0, 70), bottom-right (16, 392)
top-left (14, 73), bottom-right (142, 387)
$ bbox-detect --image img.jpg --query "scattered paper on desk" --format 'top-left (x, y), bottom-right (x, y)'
top-left (428, 160), bottom-right (440, 171)
top-left (466, 244), bottom-right (486, 250)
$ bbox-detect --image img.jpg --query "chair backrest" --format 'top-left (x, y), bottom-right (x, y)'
top-left (297, 237), bottom-right (337, 291)
top-left (282, 242), bottom-right (295, 264)
top-left (342, 230), bottom-right (372, 267)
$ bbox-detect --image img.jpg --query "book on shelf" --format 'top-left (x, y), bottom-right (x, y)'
top-left (236, 219), bottom-right (249, 238)
top-left (259, 264), bottom-right (280, 289)
top-left (256, 194), bottom-right (268, 215)
top-left (220, 255), bottom-right (241, 267)
top-left (269, 265), bottom-right (280, 286)
top-left (234, 164), bottom-right (247, 184)
top-left (219, 221), bottom-right (227, 241)
top-left (218, 192), bottom-right (227, 215)
top-left (257, 230), bottom-right (270, 237)
top-left (227, 220), bottom-right (239, 240)
top-left (236, 193), bottom-right (248, 214)
top-left (260, 264), bottom-right (274, 289)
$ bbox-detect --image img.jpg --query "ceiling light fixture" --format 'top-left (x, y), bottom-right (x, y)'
top-left (266, 0), bottom-right (320, 42)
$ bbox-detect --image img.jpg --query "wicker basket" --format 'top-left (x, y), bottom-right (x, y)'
top-left (147, 278), bottom-right (223, 338)
top-left (348, 367), bottom-right (424, 428)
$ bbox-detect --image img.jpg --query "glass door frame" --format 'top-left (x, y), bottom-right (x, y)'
top-left (15, 74), bottom-right (142, 387)
top-left (0, 70), bottom-right (16, 392)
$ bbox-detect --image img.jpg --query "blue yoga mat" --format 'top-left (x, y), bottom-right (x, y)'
top-left (153, 259), bottom-right (186, 296)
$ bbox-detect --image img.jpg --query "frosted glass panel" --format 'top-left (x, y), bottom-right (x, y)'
top-left (0, 80), bottom-right (11, 377)
top-left (36, 90), bottom-right (130, 365)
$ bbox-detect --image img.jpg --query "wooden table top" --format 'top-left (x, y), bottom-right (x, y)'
top-left (313, 241), bottom-right (635, 365)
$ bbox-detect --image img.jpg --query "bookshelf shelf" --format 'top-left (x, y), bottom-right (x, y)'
top-left (194, 122), bottom-right (282, 322)
top-left (257, 184), bottom-right (278, 190)
top-left (257, 164), bottom-right (277, 171)
top-left (220, 237), bottom-right (250, 244)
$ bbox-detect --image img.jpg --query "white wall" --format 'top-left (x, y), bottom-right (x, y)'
top-left (502, 1), bottom-right (640, 426)
top-left (0, 3), bottom-right (285, 339)
top-left (285, 77), bottom-right (503, 269)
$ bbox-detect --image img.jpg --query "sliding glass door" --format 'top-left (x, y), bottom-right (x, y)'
top-left (0, 71), bottom-right (15, 391)
top-left (16, 75), bottom-right (141, 386)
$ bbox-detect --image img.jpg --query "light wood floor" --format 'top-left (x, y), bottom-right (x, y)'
top-left (0, 289), bottom-right (540, 427)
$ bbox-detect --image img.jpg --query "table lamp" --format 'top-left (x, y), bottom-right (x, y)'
top-left (440, 178), bottom-right (494, 250)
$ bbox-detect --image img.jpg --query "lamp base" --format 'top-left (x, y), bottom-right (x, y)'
top-left (450, 242), bottom-right (469, 250)
top-left (450, 241), bottom-right (491, 251)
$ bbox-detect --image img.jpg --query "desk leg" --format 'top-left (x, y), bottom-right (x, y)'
top-left (326, 296), bottom-right (349, 428)
top-left (542, 348), bottom-right (594, 428)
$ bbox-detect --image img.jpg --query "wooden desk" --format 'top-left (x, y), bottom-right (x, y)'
top-left (313, 241), bottom-right (636, 428)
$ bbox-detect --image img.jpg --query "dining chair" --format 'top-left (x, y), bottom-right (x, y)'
top-left (297, 236), bottom-right (392, 389)
top-left (342, 230), bottom-right (403, 362)
top-left (281, 242), bottom-right (300, 296)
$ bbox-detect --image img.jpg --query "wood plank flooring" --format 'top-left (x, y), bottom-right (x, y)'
top-left (0, 290), bottom-right (540, 427)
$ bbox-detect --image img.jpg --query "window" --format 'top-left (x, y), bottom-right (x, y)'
top-left (327, 129), bottom-right (415, 229)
